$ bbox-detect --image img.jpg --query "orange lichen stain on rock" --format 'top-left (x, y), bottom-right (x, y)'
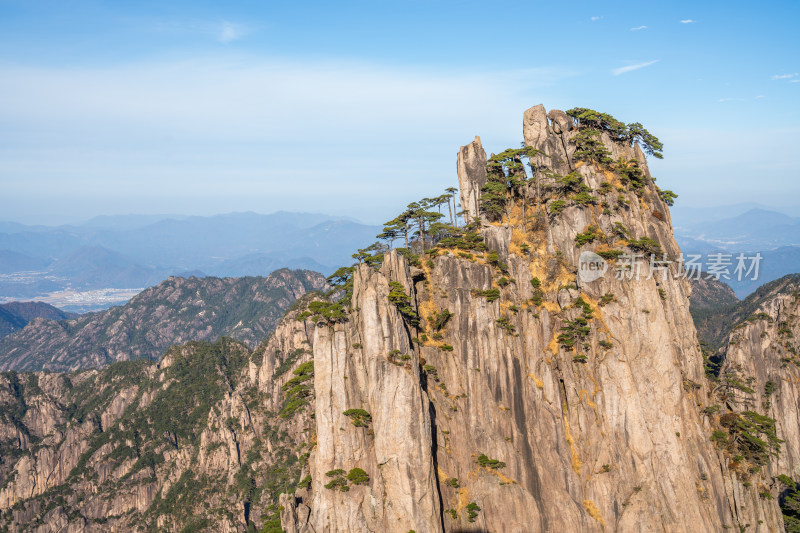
top-left (563, 416), bottom-right (583, 475)
top-left (551, 267), bottom-right (578, 293)
top-left (583, 499), bottom-right (606, 529)
top-left (416, 260), bottom-right (448, 353)
top-left (578, 361), bottom-right (602, 398)
top-left (602, 169), bottom-right (625, 190)
top-left (418, 298), bottom-right (440, 336)
top-left (547, 331), bottom-right (561, 356)
top-left (491, 469), bottom-right (518, 485)
top-left (578, 389), bottom-right (597, 409)
top-left (542, 301), bottom-right (561, 314)
top-left (509, 227), bottom-right (528, 257)
top-left (528, 373), bottom-right (544, 390)
top-left (580, 292), bottom-right (609, 331)
top-left (499, 301), bottom-right (517, 312)
top-left (455, 486), bottom-right (471, 511)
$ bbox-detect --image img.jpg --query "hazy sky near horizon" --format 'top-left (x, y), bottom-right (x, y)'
top-left (0, 0), bottom-right (798, 225)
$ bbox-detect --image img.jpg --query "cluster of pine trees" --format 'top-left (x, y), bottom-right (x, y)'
top-left (307, 107), bottom-right (671, 325)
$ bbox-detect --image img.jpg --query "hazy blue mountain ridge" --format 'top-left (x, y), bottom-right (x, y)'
top-left (673, 206), bottom-right (800, 297)
top-left (0, 301), bottom-right (75, 338)
top-left (0, 211), bottom-right (380, 306)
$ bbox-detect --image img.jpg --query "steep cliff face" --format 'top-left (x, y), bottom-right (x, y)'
top-left (284, 105), bottom-right (785, 532)
top-left (2, 105), bottom-right (794, 533)
top-left (0, 298), bottom-right (321, 532)
top-left (718, 276), bottom-right (800, 480)
top-left (0, 269), bottom-right (326, 372)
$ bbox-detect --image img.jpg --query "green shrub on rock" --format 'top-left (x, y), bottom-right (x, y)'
top-left (343, 409), bottom-right (372, 427)
top-left (466, 502), bottom-right (481, 523)
top-left (388, 282), bottom-right (420, 326)
top-left (346, 468), bottom-right (370, 486)
top-left (477, 453), bottom-right (506, 469)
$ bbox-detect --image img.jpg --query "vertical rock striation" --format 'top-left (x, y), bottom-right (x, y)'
top-left (307, 259), bottom-right (440, 532)
top-left (2, 105), bottom-right (795, 532)
top-left (457, 136), bottom-right (488, 224)
top-left (720, 276), bottom-right (800, 478)
top-left (287, 105), bottom-right (787, 532)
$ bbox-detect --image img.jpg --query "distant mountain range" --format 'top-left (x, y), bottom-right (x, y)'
top-left (2, 205), bottom-right (798, 307)
top-left (0, 211), bottom-right (379, 309)
top-left (0, 269), bottom-right (326, 372)
top-left (672, 204), bottom-right (800, 297)
top-left (673, 207), bottom-right (800, 251)
top-left (670, 202), bottom-right (800, 227)
top-left (0, 301), bottom-right (75, 338)
top-left (0, 250), bottom-right (49, 273)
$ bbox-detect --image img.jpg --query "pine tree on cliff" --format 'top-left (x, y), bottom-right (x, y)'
top-left (445, 187), bottom-right (459, 226)
top-left (566, 107), bottom-right (663, 159)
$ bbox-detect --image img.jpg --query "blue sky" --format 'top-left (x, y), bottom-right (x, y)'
top-left (0, 0), bottom-right (798, 225)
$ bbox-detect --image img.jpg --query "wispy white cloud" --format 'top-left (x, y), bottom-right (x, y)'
top-left (792, 80), bottom-right (800, 83)
top-left (591, 16), bottom-right (602, 21)
top-left (755, 95), bottom-right (766, 99)
top-left (150, 19), bottom-right (251, 43)
top-left (772, 73), bottom-right (799, 80)
top-left (680, 19), bottom-right (696, 24)
top-left (630, 25), bottom-right (647, 31)
top-left (612, 59), bottom-right (659, 76)
top-left (0, 56), bottom-right (574, 219)
top-left (217, 21), bottom-right (249, 43)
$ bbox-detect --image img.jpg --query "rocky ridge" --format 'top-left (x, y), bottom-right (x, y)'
top-left (694, 275), bottom-right (800, 353)
top-left (281, 104), bottom-right (788, 532)
top-left (0, 269), bottom-right (326, 372)
top-left (0, 297), bottom-right (322, 532)
top-left (0, 302), bottom-right (74, 339)
top-left (690, 276), bottom-right (739, 310)
top-left (1, 104), bottom-right (797, 532)
top-left (716, 275), bottom-right (800, 477)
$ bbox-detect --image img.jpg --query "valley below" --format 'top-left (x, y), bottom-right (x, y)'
top-left (0, 282), bottom-right (144, 314)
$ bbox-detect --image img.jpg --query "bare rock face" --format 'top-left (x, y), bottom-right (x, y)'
top-left (546, 109), bottom-right (573, 134)
top-left (719, 276), bottom-right (800, 476)
top-left (523, 104), bottom-right (548, 149)
top-left (308, 260), bottom-right (440, 532)
top-left (3, 105), bottom-right (795, 532)
top-left (456, 136), bottom-right (487, 223)
top-left (286, 105), bottom-right (788, 532)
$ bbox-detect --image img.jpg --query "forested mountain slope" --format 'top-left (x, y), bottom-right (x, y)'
top-left (0, 269), bottom-right (325, 372)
